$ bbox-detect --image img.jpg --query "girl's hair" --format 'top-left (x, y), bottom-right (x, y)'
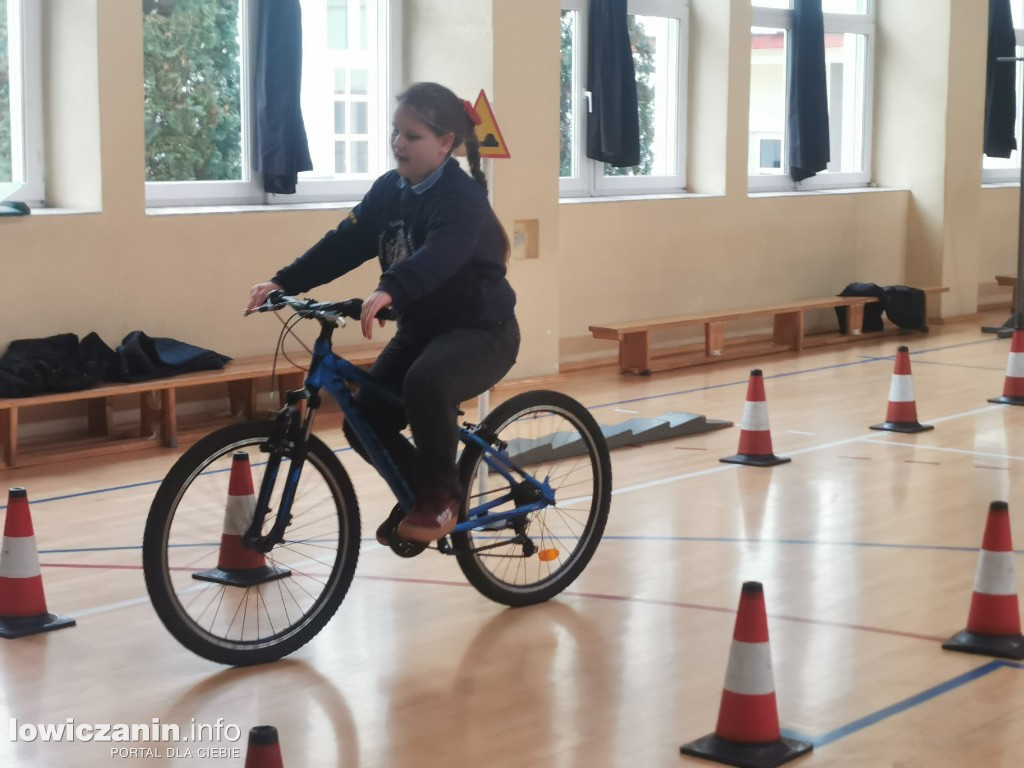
top-left (396, 82), bottom-right (510, 263)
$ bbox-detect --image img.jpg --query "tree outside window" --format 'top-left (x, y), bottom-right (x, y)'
top-left (142, 0), bottom-right (242, 182)
top-left (605, 15), bottom-right (655, 177)
top-left (1, 0), bottom-right (11, 182)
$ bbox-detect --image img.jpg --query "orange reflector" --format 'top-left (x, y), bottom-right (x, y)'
top-left (538, 549), bottom-right (559, 562)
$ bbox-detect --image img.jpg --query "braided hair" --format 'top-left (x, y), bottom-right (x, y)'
top-left (396, 82), bottom-right (509, 261)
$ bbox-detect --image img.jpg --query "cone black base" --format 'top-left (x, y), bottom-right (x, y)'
top-left (720, 454), bottom-right (791, 467)
top-left (942, 629), bottom-right (1024, 660)
top-left (192, 564), bottom-right (291, 588)
top-left (988, 395), bottom-right (1024, 406)
top-left (680, 734), bottom-right (813, 768)
top-left (0, 612), bottom-right (76, 639)
top-left (869, 421), bottom-right (934, 433)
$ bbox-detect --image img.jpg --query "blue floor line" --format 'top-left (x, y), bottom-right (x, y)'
top-left (0, 334), bottom-right (1007, 513)
top-left (803, 660), bottom-right (1012, 748)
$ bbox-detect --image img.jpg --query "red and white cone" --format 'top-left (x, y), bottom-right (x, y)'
top-left (870, 346), bottom-right (933, 433)
top-left (244, 725), bottom-right (284, 768)
top-left (989, 329), bottom-right (1024, 406)
top-left (193, 453), bottom-right (290, 588)
top-left (0, 488), bottom-right (75, 639)
top-left (942, 501), bottom-right (1024, 660)
top-left (720, 370), bottom-right (791, 467)
top-left (681, 582), bottom-right (812, 767)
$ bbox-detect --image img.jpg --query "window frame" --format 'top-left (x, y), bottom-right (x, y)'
top-left (748, 2), bottom-right (875, 193)
top-left (981, 26), bottom-right (1024, 185)
top-left (3, 0), bottom-right (45, 206)
top-left (560, 0), bottom-right (689, 198)
top-left (144, 0), bottom-right (401, 209)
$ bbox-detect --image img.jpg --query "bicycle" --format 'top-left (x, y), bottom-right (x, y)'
top-left (142, 293), bottom-right (612, 665)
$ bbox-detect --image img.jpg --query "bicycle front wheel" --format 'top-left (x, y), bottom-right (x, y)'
top-left (454, 390), bottom-right (612, 607)
top-left (143, 420), bottom-right (360, 666)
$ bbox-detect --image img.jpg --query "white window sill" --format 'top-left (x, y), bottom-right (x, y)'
top-left (13, 206), bottom-right (102, 216)
top-left (748, 185), bottom-right (904, 199)
top-left (146, 201), bottom-right (360, 217)
top-left (560, 191), bottom-right (720, 205)
top-left (981, 181), bottom-right (1020, 190)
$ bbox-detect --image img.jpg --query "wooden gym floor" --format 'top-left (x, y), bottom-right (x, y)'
top-left (1, 311), bottom-right (1024, 767)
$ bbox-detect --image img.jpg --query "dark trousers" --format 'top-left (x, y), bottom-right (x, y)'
top-left (342, 318), bottom-right (520, 500)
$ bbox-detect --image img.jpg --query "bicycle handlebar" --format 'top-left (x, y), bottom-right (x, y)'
top-left (254, 290), bottom-right (396, 323)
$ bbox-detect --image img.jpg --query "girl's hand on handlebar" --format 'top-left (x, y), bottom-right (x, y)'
top-left (360, 290), bottom-right (393, 339)
top-left (245, 281), bottom-right (284, 315)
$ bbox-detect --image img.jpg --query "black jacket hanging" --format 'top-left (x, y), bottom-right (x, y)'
top-left (586, 0), bottom-right (641, 168)
top-left (254, 0), bottom-right (313, 194)
top-left (788, 0), bottom-right (830, 182)
top-left (985, 0), bottom-right (1018, 158)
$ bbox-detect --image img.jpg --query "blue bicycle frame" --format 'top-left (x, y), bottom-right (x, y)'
top-left (276, 335), bottom-right (556, 537)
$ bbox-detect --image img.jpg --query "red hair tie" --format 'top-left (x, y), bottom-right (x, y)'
top-left (462, 99), bottom-right (482, 126)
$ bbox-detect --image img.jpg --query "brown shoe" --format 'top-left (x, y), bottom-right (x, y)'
top-left (396, 494), bottom-right (460, 543)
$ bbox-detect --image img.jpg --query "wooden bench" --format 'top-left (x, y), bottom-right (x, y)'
top-left (589, 287), bottom-right (949, 375)
top-left (996, 275), bottom-right (1018, 309)
top-left (0, 344), bottom-right (384, 468)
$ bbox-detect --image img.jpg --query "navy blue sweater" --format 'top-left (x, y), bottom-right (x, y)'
top-left (273, 159), bottom-right (516, 336)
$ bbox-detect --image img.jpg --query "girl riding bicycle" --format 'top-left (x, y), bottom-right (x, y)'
top-left (247, 82), bottom-right (519, 545)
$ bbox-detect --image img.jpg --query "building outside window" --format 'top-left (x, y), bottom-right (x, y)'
top-left (749, 0), bottom-right (874, 191)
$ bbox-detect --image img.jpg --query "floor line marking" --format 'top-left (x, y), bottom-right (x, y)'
top-left (860, 437), bottom-right (1024, 462)
top-left (1, 339), bottom-right (1007, 512)
top-left (806, 660), bottom-right (1010, 748)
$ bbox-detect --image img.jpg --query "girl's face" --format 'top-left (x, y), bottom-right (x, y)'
top-left (391, 105), bottom-right (455, 185)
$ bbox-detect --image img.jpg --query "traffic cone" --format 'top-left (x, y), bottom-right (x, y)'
top-left (942, 501), bottom-right (1024, 660)
top-left (720, 370), bottom-right (791, 467)
top-left (244, 725), bottom-right (284, 768)
top-left (870, 346), bottom-right (933, 433)
top-left (681, 582), bottom-right (812, 767)
top-left (989, 329), bottom-right (1024, 406)
top-left (193, 453), bottom-right (291, 588)
top-left (0, 488), bottom-right (76, 639)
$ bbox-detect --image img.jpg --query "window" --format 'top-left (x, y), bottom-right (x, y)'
top-left (560, 0), bottom-right (689, 197)
top-left (143, 0), bottom-right (399, 207)
top-left (1, 0), bottom-right (44, 205)
top-left (982, 0), bottom-right (1024, 184)
top-left (749, 0), bottom-right (874, 191)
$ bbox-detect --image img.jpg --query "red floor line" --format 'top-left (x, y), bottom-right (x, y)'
top-left (39, 564), bottom-right (948, 642)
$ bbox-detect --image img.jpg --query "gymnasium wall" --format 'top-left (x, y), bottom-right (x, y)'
top-left (0, 0), bottom-right (1019, 381)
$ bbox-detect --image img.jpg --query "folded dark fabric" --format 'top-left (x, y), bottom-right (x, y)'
top-left (836, 282), bottom-right (885, 334)
top-left (834, 282), bottom-right (927, 333)
top-left (0, 331), bottom-right (230, 396)
top-left (0, 332), bottom-right (115, 398)
top-left (108, 332), bottom-right (232, 383)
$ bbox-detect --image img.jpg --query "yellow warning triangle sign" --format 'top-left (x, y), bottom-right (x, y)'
top-left (472, 89), bottom-right (510, 159)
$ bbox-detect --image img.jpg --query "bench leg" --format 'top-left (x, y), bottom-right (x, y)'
top-left (86, 397), bottom-right (113, 437)
top-left (227, 380), bottom-right (257, 418)
top-left (161, 389), bottom-right (178, 448)
top-left (772, 311), bottom-right (804, 350)
top-left (0, 408), bottom-right (15, 468)
top-left (619, 331), bottom-right (651, 375)
top-left (140, 391), bottom-right (160, 437)
top-left (844, 304), bottom-right (864, 336)
top-left (705, 321), bottom-right (727, 356)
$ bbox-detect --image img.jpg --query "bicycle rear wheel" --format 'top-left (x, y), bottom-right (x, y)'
top-left (454, 390), bottom-right (612, 607)
top-left (143, 420), bottom-right (360, 665)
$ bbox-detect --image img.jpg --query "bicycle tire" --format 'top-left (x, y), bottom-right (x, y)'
top-left (143, 420), bottom-right (360, 665)
top-left (453, 390), bottom-right (612, 607)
